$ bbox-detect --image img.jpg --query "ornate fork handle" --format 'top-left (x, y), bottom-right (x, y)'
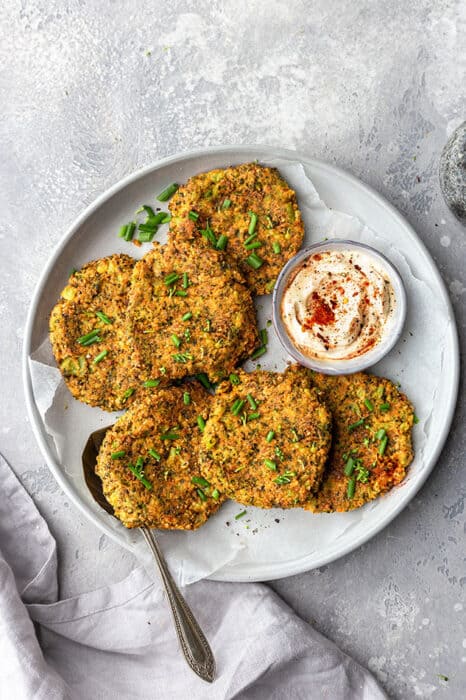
top-left (141, 527), bottom-right (215, 682)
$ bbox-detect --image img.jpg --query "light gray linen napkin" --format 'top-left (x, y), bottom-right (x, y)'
top-left (0, 454), bottom-right (387, 700)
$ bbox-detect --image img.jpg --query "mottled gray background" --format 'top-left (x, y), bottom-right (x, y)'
top-left (1, 1), bottom-right (465, 698)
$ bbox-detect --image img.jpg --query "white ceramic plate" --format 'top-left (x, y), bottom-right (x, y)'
top-left (23, 146), bottom-right (459, 582)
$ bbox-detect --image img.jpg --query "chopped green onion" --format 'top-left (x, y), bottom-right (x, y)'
top-left (250, 345), bottom-right (267, 360)
top-left (244, 240), bottom-right (262, 250)
top-left (275, 446), bottom-right (284, 460)
top-left (191, 475), bottom-right (210, 489)
top-left (174, 290), bottom-right (188, 297)
top-left (211, 489), bottom-right (220, 500)
top-left (248, 211), bottom-right (257, 236)
top-left (182, 311), bottom-right (193, 321)
top-left (138, 228), bottom-right (157, 243)
top-left (160, 213), bottom-right (171, 224)
top-left (196, 373), bottom-right (213, 391)
top-left (221, 198), bottom-right (231, 210)
top-left (157, 183), bottom-right (179, 202)
top-left (375, 428), bottom-right (386, 440)
top-left (111, 450), bottom-right (126, 459)
top-left (200, 225), bottom-right (217, 246)
top-left (128, 464), bottom-right (152, 490)
top-left (347, 477), bottom-right (356, 499)
top-left (183, 391), bottom-right (191, 405)
top-left (96, 311), bottom-right (111, 325)
top-left (118, 224), bottom-right (128, 238)
top-left (380, 403), bottom-right (390, 412)
top-left (188, 210), bottom-right (199, 221)
top-left (182, 272), bottom-right (189, 289)
top-left (248, 412), bottom-right (260, 420)
top-left (356, 464), bottom-right (370, 483)
top-left (344, 457), bottom-right (355, 476)
top-left (348, 418), bottom-right (365, 432)
top-left (413, 414), bottom-right (419, 424)
top-left (364, 399), bottom-right (374, 411)
top-left (272, 242), bottom-right (281, 254)
top-left (197, 415), bottom-right (206, 432)
top-left (246, 394), bottom-right (257, 410)
top-left (231, 399), bottom-right (245, 416)
top-left (244, 231), bottom-right (258, 246)
top-left (123, 222), bottom-right (136, 241)
top-left (216, 234), bottom-right (228, 250)
top-left (172, 352), bottom-right (193, 363)
top-left (141, 205), bottom-right (155, 218)
top-left (160, 431), bottom-right (180, 440)
top-left (260, 328), bottom-right (268, 346)
top-left (122, 387), bottom-right (135, 401)
top-left (143, 379), bottom-right (161, 388)
top-left (196, 488), bottom-right (207, 502)
top-left (171, 334), bottom-right (181, 348)
top-left (266, 430), bottom-right (275, 443)
top-left (148, 449), bottom-right (161, 461)
top-left (264, 459), bottom-right (277, 471)
top-left (229, 373), bottom-right (240, 385)
top-left (235, 510), bottom-right (247, 520)
top-left (378, 435), bottom-right (388, 456)
top-left (77, 329), bottom-right (101, 346)
top-left (376, 386), bottom-right (385, 399)
top-left (93, 349), bottom-right (108, 364)
top-left (274, 470), bottom-right (296, 485)
top-left (245, 252), bottom-right (264, 270)
top-left (164, 272), bottom-right (180, 286)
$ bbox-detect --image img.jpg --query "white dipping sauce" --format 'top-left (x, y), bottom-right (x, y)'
top-left (280, 249), bottom-right (396, 361)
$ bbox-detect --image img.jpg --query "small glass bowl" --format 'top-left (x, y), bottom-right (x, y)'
top-left (272, 239), bottom-right (407, 375)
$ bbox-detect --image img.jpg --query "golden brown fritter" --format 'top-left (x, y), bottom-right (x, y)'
top-left (49, 254), bottom-right (139, 412)
top-left (306, 372), bottom-right (415, 513)
top-left (96, 384), bottom-right (224, 529)
top-left (199, 366), bottom-right (332, 509)
top-left (126, 238), bottom-right (259, 384)
top-left (168, 162), bottom-right (305, 295)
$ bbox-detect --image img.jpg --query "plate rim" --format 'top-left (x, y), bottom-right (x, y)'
top-left (22, 144), bottom-right (460, 582)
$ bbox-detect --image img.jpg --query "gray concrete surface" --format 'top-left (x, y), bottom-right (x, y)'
top-left (1, 1), bottom-right (465, 697)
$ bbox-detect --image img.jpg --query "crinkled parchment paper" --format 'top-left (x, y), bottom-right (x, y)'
top-left (29, 159), bottom-right (452, 585)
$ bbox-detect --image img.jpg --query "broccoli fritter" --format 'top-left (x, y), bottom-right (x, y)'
top-left (49, 254), bottom-right (139, 411)
top-left (96, 384), bottom-right (224, 529)
top-left (306, 372), bottom-right (415, 512)
top-left (199, 366), bottom-right (332, 509)
top-left (168, 162), bottom-right (305, 295)
top-left (126, 238), bottom-right (259, 384)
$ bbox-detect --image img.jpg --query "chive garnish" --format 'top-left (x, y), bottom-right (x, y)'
top-left (182, 311), bottom-right (193, 321)
top-left (250, 345), bottom-right (267, 360)
top-left (196, 373), bottom-right (213, 391)
top-left (364, 399), bottom-right (374, 411)
top-left (122, 388), bottom-right (135, 401)
top-left (171, 334), bottom-right (181, 348)
top-left (246, 394), bottom-right (257, 410)
top-left (211, 489), bottom-right (220, 500)
top-left (148, 449), bottom-right (161, 461)
top-left (96, 311), bottom-right (111, 324)
top-left (264, 459), bottom-right (277, 471)
top-left (380, 403), bottom-right (390, 412)
top-left (221, 198), bottom-right (231, 210)
top-left (188, 210), bottom-right (199, 221)
top-left (197, 416), bottom-right (206, 432)
top-left (248, 212), bottom-right (257, 235)
top-left (183, 392), bottom-right (191, 405)
top-left (272, 242), bottom-right (281, 254)
top-left (375, 428), bottom-right (386, 440)
top-left (245, 252), bottom-right (264, 270)
top-left (266, 430), bottom-right (275, 443)
top-left (93, 349), bottom-right (108, 364)
top-left (216, 234), bottom-right (228, 250)
top-left (235, 510), bottom-right (247, 520)
top-left (344, 457), bottom-right (355, 476)
top-left (157, 183), bottom-right (179, 201)
top-left (229, 373), bottom-right (240, 385)
top-left (160, 431), bottom-right (180, 440)
top-left (347, 477), bottom-right (356, 499)
top-left (348, 418), bottom-right (365, 432)
top-left (231, 399), bottom-right (245, 416)
top-left (192, 476), bottom-right (210, 488)
top-left (111, 450), bottom-right (126, 459)
top-left (164, 272), bottom-right (180, 286)
top-left (378, 435), bottom-right (388, 456)
top-left (77, 329), bottom-right (100, 345)
top-left (182, 272), bottom-right (189, 289)
top-left (143, 379), bottom-right (161, 388)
